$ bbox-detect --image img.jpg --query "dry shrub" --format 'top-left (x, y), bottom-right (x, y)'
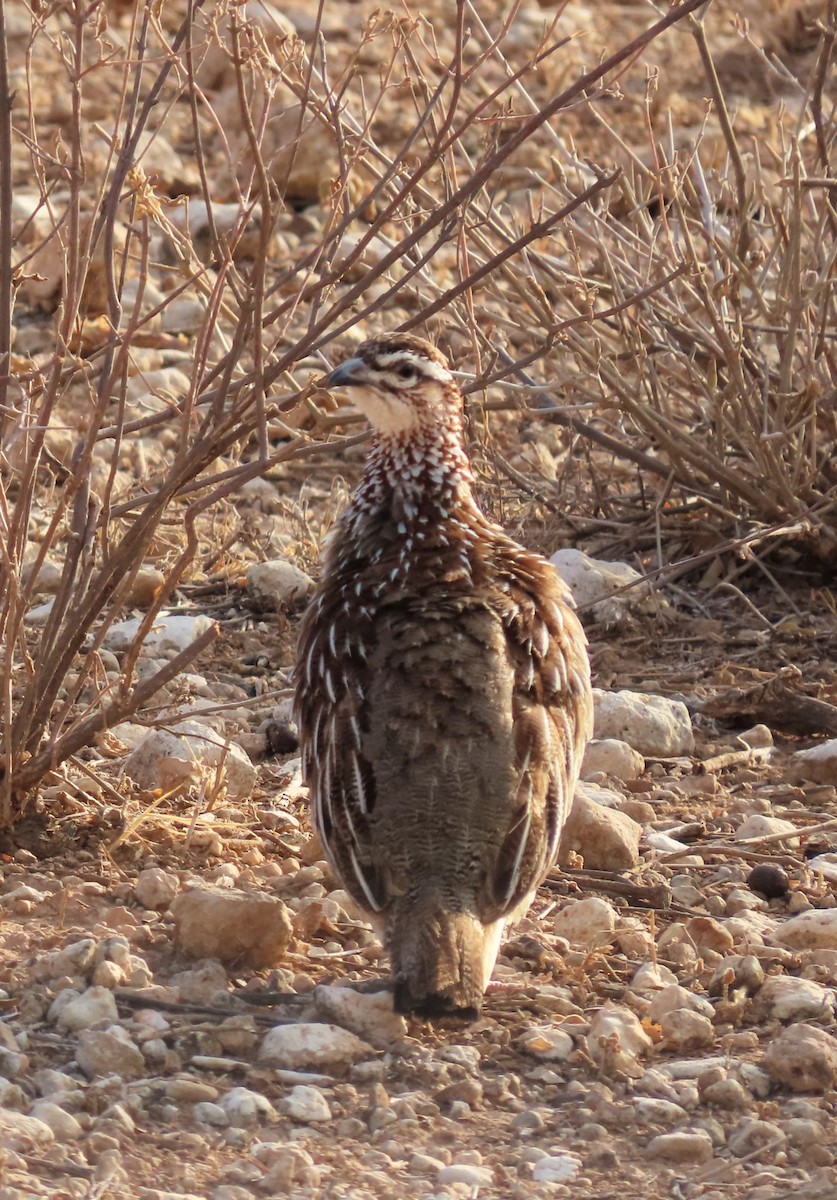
top-left (0, 0), bottom-right (832, 832)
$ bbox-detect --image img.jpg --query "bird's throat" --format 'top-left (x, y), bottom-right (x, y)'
top-left (360, 415), bottom-right (475, 522)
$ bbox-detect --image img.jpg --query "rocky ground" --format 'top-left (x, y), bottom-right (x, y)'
top-left (2, 0), bottom-right (837, 1197)
top-left (1, 563), bottom-right (837, 1200)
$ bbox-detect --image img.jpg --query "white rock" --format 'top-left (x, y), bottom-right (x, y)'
top-left (123, 720), bottom-right (255, 800)
top-left (559, 783), bottom-right (641, 870)
top-left (75, 1027), bottom-right (145, 1080)
top-left (647, 1130), bottom-right (713, 1163)
top-left (518, 1025), bottom-right (574, 1062)
top-left (135, 867), bottom-right (179, 910)
top-left (54, 986), bottom-right (118, 1031)
top-left (763, 1024), bottom-right (837, 1092)
top-left (313, 986), bottom-right (407, 1049)
top-left (550, 548), bottom-right (662, 625)
top-left (0, 1078), bottom-right (23, 1108)
top-left (247, 559), bottom-right (314, 608)
top-left (107, 722), bottom-right (150, 751)
top-left (552, 896), bottom-right (617, 948)
top-left (96, 936), bottom-right (132, 970)
top-left (682, 915), bottom-right (734, 955)
top-left (708, 954), bottom-right (765, 995)
top-left (91, 961), bottom-right (125, 989)
top-left (160, 297), bottom-right (206, 335)
top-left (193, 1101), bottom-right (229, 1127)
top-left (593, 689), bottom-right (694, 756)
top-left (170, 886), bottom-right (291, 969)
top-left (532, 1153), bottom-right (581, 1183)
top-left (756, 976), bottom-right (834, 1021)
top-left (407, 1152), bottom-right (446, 1176)
top-left (33, 1069), bottom-right (79, 1098)
top-left (701, 1077), bottom-right (750, 1109)
top-left (259, 1023), bottom-right (373, 1071)
top-left (0, 1110), bottom-right (55, 1151)
top-left (170, 959), bottom-right (228, 1004)
top-left (647, 985), bottom-right (714, 1022)
top-left (658, 1008), bottom-right (715, 1051)
top-left (581, 738), bottom-right (645, 781)
top-left (104, 612), bottom-right (216, 654)
top-left (124, 367), bottom-right (192, 403)
top-left (807, 854), bottom-right (837, 883)
top-left (281, 1084), bottom-right (331, 1123)
top-left (41, 938), bottom-right (97, 980)
top-left (664, 1056), bottom-right (727, 1079)
top-left (774, 910), bottom-right (837, 950)
top-left (2, 883), bottom-right (46, 905)
top-left (617, 922), bottom-right (654, 957)
top-left (646, 831), bottom-right (690, 853)
top-left (633, 1097), bottom-right (688, 1125)
top-left (331, 232), bottom-right (392, 282)
top-left (28, 1101), bottom-right (83, 1141)
top-left (727, 1117), bottom-right (786, 1158)
top-left (791, 739), bottom-right (837, 784)
top-left (739, 724), bottom-right (774, 750)
top-left (736, 814), bottom-right (798, 845)
top-left (629, 962), bottom-right (679, 997)
top-left (437, 1164), bottom-right (494, 1188)
top-left (587, 1004), bottom-right (652, 1074)
top-left (219, 1087), bottom-right (277, 1126)
top-left (724, 910), bottom-right (776, 941)
top-left (21, 556), bottom-right (62, 595)
top-left (23, 599), bottom-right (55, 626)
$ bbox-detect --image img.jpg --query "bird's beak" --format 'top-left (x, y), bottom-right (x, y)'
top-left (324, 357), bottom-right (365, 389)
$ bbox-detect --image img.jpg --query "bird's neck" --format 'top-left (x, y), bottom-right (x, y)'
top-left (355, 413), bottom-right (477, 524)
top-left (326, 413), bottom-right (487, 587)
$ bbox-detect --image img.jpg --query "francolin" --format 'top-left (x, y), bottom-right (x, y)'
top-left (293, 333), bottom-right (592, 1017)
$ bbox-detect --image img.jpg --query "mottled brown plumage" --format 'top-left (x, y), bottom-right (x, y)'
top-left (293, 334), bottom-right (592, 1016)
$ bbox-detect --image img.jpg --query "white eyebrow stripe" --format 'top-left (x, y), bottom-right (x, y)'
top-left (372, 351), bottom-right (452, 383)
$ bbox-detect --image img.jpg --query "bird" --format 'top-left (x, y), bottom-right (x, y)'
top-left (292, 333), bottom-right (593, 1017)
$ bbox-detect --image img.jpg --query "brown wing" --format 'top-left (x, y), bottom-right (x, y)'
top-left (481, 545), bottom-right (593, 917)
top-left (293, 590), bottom-right (387, 914)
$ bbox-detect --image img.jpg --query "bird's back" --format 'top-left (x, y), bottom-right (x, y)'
top-left (296, 512), bottom-right (591, 1013)
top-left (362, 592), bottom-right (519, 904)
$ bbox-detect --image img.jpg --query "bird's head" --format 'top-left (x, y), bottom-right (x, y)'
top-left (323, 334), bottom-right (459, 436)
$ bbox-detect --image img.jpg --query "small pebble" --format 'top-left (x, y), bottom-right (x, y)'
top-left (531, 1154), bottom-right (581, 1183)
top-left (646, 1130), bottom-right (714, 1164)
top-left (28, 1101), bottom-right (83, 1140)
top-left (193, 1102), bottom-right (230, 1127)
top-left (437, 1164), bottom-right (494, 1187)
top-left (135, 867), bottom-right (180, 910)
top-left (726, 1118), bottom-right (785, 1158)
top-left (282, 1085), bottom-right (331, 1123)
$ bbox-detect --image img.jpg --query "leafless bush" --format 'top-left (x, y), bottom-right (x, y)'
top-left (1, 0), bottom-right (830, 833)
top-left (459, 7), bottom-right (837, 569)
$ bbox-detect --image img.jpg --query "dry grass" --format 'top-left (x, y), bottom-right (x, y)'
top-left (0, 0), bottom-right (834, 830)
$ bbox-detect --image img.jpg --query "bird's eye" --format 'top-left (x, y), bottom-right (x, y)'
top-left (396, 364), bottom-right (416, 381)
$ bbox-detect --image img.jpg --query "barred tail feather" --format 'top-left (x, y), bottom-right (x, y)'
top-left (388, 895), bottom-right (504, 1017)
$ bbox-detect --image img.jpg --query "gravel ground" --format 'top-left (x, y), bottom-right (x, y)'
top-left (3, 0), bottom-right (836, 1196)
